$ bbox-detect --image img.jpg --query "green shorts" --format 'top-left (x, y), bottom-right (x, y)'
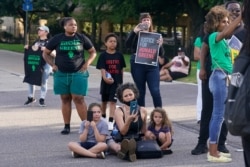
top-left (53, 70), bottom-right (89, 96)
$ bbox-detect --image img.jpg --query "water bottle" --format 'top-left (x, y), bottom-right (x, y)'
top-left (112, 126), bottom-right (118, 136)
top-left (106, 71), bottom-right (112, 79)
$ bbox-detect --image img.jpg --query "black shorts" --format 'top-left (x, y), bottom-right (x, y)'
top-left (79, 142), bottom-right (96, 149)
top-left (101, 93), bottom-right (117, 102)
top-left (168, 70), bottom-right (187, 80)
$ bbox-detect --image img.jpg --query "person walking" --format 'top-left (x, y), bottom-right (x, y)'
top-left (43, 17), bottom-right (97, 135)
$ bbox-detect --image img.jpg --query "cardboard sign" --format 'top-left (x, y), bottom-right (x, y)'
top-left (23, 46), bottom-right (44, 86)
top-left (135, 31), bottom-right (161, 66)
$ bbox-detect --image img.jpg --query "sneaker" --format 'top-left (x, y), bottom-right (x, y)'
top-left (108, 122), bottom-right (114, 131)
top-left (218, 145), bottom-right (230, 153)
top-left (71, 151), bottom-right (81, 158)
top-left (24, 97), bottom-right (36, 105)
top-left (128, 139), bottom-right (137, 162)
top-left (219, 152), bottom-right (231, 158)
top-left (117, 139), bottom-right (129, 160)
top-left (39, 98), bottom-right (46, 107)
top-left (207, 154), bottom-right (232, 163)
top-left (96, 152), bottom-right (105, 159)
top-left (61, 127), bottom-right (70, 135)
top-left (191, 143), bottom-right (208, 155)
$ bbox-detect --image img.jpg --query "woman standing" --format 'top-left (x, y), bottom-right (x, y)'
top-left (125, 13), bottom-right (164, 108)
top-left (205, 6), bottom-right (241, 162)
top-left (43, 17), bottom-right (96, 135)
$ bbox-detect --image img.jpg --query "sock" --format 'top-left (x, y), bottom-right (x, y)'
top-left (65, 124), bottom-right (70, 129)
top-left (102, 114), bottom-right (106, 118)
top-left (109, 117), bottom-right (113, 122)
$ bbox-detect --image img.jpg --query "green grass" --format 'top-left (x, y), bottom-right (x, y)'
top-left (0, 43), bottom-right (197, 83)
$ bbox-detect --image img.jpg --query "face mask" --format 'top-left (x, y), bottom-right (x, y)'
top-left (123, 99), bottom-right (136, 106)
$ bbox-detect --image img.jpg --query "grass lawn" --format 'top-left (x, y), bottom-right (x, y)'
top-left (0, 43), bottom-right (198, 84)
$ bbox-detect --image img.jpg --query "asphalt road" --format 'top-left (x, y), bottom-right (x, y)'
top-left (0, 50), bottom-right (245, 167)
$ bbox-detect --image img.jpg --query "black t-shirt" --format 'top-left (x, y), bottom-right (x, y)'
top-left (46, 33), bottom-right (93, 73)
top-left (96, 51), bottom-right (126, 94)
top-left (203, 34), bottom-right (212, 75)
top-left (23, 47), bottom-right (43, 86)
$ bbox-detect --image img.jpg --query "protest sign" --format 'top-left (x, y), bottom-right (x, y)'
top-left (135, 31), bottom-right (161, 66)
top-left (228, 35), bottom-right (243, 64)
top-left (23, 46), bottom-right (45, 86)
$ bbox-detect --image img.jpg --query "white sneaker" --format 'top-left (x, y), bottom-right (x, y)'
top-left (108, 121), bottom-right (114, 131)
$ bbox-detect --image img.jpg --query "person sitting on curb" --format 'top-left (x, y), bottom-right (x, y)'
top-left (68, 103), bottom-right (109, 159)
top-left (160, 47), bottom-right (190, 82)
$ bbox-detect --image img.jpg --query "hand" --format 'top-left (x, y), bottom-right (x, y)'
top-left (85, 121), bottom-right (90, 128)
top-left (104, 77), bottom-right (114, 84)
top-left (24, 45), bottom-right (29, 49)
top-left (52, 64), bottom-right (58, 72)
top-left (157, 36), bottom-right (163, 46)
top-left (80, 63), bottom-right (88, 72)
top-left (134, 24), bottom-right (142, 33)
top-left (90, 121), bottom-right (96, 128)
top-left (40, 46), bottom-right (46, 51)
top-left (199, 69), bottom-right (207, 80)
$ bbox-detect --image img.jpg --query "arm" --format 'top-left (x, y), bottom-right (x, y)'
top-left (125, 31), bottom-right (137, 48)
top-left (81, 47), bottom-right (96, 71)
top-left (181, 56), bottom-right (189, 66)
top-left (90, 121), bottom-right (106, 142)
top-left (216, 15), bottom-right (242, 42)
top-left (161, 61), bottom-right (174, 70)
top-left (43, 48), bottom-right (57, 71)
top-left (101, 69), bottom-right (114, 84)
top-left (193, 46), bottom-right (201, 61)
top-left (160, 132), bottom-right (172, 150)
top-left (199, 42), bottom-right (209, 80)
top-left (140, 107), bottom-right (147, 134)
top-left (79, 121), bottom-right (90, 142)
top-left (114, 108), bottom-right (136, 136)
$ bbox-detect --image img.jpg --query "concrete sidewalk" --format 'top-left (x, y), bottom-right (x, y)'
top-left (0, 50), bottom-right (245, 167)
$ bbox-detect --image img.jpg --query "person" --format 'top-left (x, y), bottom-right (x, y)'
top-left (125, 13), bottom-right (164, 108)
top-left (192, 1), bottom-right (245, 156)
top-left (68, 103), bottom-right (109, 159)
top-left (193, 24), bottom-right (206, 123)
top-left (160, 47), bottom-right (190, 82)
top-left (240, 0), bottom-right (250, 166)
top-left (145, 107), bottom-right (173, 153)
top-left (24, 25), bottom-right (52, 107)
top-left (96, 33), bottom-right (126, 130)
top-left (42, 17), bottom-right (97, 135)
top-left (107, 82), bottom-right (147, 162)
top-left (205, 5), bottom-right (242, 163)
top-left (158, 54), bottom-right (169, 81)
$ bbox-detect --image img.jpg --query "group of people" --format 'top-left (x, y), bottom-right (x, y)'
top-left (192, 0), bottom-right (250, 165)
top-left (68, 83), bottom-right (173, 161)
top-left (22, 0), bottom-right (250, 165)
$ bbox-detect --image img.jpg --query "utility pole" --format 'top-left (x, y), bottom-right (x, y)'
top-left (22, 0), bottom-right (33, 45)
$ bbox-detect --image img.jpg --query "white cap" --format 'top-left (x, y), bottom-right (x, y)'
top-left (37, 26), bottom-right (49, 33)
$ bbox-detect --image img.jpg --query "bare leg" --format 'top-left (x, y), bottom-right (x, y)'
top-left (72, 94), bottom-right (87, 121)
top-left (68, 142), bottom-right (107, 158)
top-left (109, 101), bottom-right (116, 119)
top-left (60, 94), bottom-right (72, 134)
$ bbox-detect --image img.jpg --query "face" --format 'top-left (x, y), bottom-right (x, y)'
top-left (153, 111), bottom-right (163, 126)
top-left (217, 17), bottom-right (229, 32)
top-left (64, 19), bottom-right (77, 34)
top-left (38, 29), bottom-right (47, 37)
top-left (141, 17), bottom-right (151, 30)
top-left (122, 89), bottom-right (135, 102)
top-left (91, 106), bottom-right (102, 121)
top-left (105, 36), bottom-right (117, 50)
top-left (227, 3), bottom-right (241, 20)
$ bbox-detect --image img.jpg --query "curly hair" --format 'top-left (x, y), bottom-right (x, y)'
top-left (205, 5), bottom-right (230, 34)
top-left (116, 82), bottom-right (139, 103)
top-left (149, 107), bottom-right (173, 135)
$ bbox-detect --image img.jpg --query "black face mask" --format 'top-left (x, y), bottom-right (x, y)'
top-left (123, 99), bottom-right (136, 106)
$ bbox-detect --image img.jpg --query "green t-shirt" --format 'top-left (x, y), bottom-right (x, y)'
top-left (209, 32), bottom-right (232, 73)
top-left (194, 37), bottom-right (202, 70)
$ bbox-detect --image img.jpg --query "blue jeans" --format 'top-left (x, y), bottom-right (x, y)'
top-left (130, 56), bottom-right (162, 107)
top-left (208, 70), bottom-right (228, 144)
top-left (28, 63), bottom-right (52, 99)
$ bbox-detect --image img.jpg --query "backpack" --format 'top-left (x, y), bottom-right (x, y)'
top-left (224, 49), bottom-right (250, 136)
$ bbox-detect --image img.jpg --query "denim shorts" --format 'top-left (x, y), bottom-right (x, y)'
top-left (53, 70), bottom-right (89, 95)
